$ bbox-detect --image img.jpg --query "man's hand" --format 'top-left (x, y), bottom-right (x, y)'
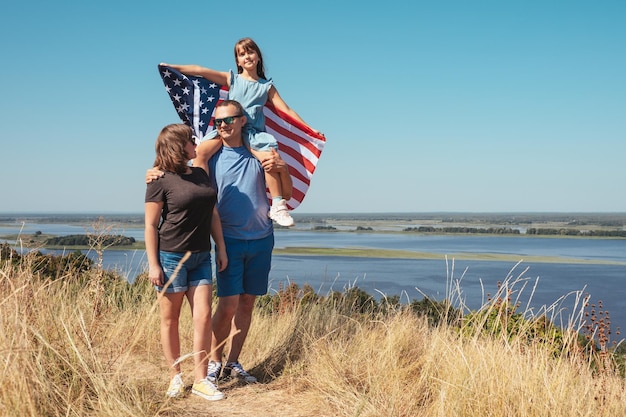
top-left (146, 167), bottom-right (165, 184)
top-left (261, 149), bottom-right (287, 173)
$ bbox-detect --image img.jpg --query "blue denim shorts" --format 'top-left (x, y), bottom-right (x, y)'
top-left (216, 234), bottom-right (273, 297)
top-left (156, 250), bottom-right (213, 293)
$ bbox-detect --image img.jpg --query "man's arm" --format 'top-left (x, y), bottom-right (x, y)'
top-left (210, 206), bottom-right (228, 272)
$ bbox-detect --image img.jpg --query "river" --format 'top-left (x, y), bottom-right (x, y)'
top-left (2, 218), bottom-right (626, 333)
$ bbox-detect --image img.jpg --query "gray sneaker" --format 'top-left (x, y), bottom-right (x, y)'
top-left (223, 361), bottom-right (257, 383)
top-left (207, 360), bottom-right (222, 384)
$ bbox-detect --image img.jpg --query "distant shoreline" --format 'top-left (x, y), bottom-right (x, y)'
top-left (3, 238), bottom-right (624, 266)
top-left (1, 212), bottom-right (625, 230)
top-left (1, 212), bottom-right (624, 261)
top-left (272, 246), bottom-right (626, 266)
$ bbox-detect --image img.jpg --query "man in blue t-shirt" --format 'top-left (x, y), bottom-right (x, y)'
top-left (194, 99), bottom-right (292, 384)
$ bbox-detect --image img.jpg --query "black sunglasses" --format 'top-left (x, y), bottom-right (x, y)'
top-left (213, 115), bottom-right (243, 126)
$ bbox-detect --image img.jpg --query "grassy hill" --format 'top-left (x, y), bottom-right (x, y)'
top-left (2, 245), bottom-right (626, 416)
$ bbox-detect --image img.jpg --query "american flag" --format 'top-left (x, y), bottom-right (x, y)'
top-left (158, 64), bottom-right (325, 210)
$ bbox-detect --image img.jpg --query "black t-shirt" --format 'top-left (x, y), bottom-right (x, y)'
top-left (145, 167), bottom-right (217, 252)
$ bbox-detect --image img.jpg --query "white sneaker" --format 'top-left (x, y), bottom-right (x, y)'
top-left (269, 199), bottom-right (294, 227)
top-left (166, 373), bottom-right (185, 398)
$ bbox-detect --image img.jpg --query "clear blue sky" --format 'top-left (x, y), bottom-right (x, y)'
top-left (1, 0), bottom-right (624, 214)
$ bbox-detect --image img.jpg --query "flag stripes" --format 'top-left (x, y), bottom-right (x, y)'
top-left (158, 64), bottom-right (325, 210)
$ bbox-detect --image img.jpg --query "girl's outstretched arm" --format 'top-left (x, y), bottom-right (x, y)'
top-left (161, 63), bottom-right (230, 87)
top-left (267, 86), bottom-right (323, 136)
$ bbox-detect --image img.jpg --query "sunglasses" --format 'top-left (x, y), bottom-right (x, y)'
top-left (213, 115), bottom-right (243, 126)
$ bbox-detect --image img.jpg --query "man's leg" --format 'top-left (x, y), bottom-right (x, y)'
top-left (221, 293), bottom-right (258, 383)
top-left (210, 294), bottom-right (239, 362)
top-left (226, 293), bottom-right (257, 363)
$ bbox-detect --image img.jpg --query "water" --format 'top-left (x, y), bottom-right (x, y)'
top-left (268, 252), bottom-right (626, 331)
top-left (2, 219), bottom-right (626, 332)
top-left (274, 231), bottom-right (626, 263)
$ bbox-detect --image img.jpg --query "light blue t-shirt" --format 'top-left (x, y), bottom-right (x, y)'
top-left (208, 145), bottom-right (272, 240)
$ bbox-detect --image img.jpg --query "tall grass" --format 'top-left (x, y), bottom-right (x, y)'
top-left (2, 245), bottom-right (625, 416)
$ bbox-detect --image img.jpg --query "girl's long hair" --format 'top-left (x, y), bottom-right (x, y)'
top-left (234, 37), bottom-right (267, 79)
top-left (153, 124), bottom-right (192, 175)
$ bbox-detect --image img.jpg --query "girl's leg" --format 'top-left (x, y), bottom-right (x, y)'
top-left (186, 284), bottom-right (213, 382)
top-left (250, 149), bottom-right (282, 198)
top-left (250, 149), bottom-right (294, 227)
top-left (195, 138), bottom-right (223, 171)
top-left (159, 291), bottom-right (186, 377)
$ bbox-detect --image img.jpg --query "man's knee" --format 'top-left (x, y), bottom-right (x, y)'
top-left (239, 294), bottom-right (256, 311)
top-left (215, 296), bottom-right (239, 317)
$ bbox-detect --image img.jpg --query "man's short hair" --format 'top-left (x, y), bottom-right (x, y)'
top-left (216, 100), bottom-right (245, 115)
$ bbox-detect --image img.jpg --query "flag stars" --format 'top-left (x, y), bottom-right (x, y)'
top-left (159, 64), bottom-right (322, 209)
top-left (160, 66), bottom-right (229, 140)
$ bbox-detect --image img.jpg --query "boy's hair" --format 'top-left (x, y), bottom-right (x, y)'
top-left (154, 124), bottom-right (193, 175)
top-left (234, 37), bottom-right (266, 79)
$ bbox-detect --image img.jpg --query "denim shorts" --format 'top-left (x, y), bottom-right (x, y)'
top-left (216, 234), bottom-right (273, 297)
top-left (156, 250), bottom-right (213, 293)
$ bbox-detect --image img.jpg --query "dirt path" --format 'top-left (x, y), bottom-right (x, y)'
top-left (164, 380), bottom-right (329, 417)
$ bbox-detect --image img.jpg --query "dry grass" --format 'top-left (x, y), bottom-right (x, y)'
top-left (2, 248), bottom-right (626, 417)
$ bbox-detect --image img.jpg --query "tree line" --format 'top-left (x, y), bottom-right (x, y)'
top-left (44, 234), bottom-right (136, 246)
top-left (404, 226), bottom-right (625, 237)
top-left (526, 228), bottom-right (626, 237)
top-left (404, 226), bottom-right (521, 234)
